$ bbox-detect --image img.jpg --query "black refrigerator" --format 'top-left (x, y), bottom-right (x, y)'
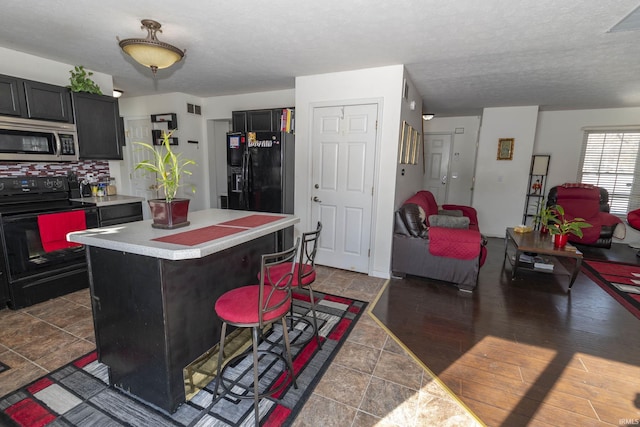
top-left (227, 131), bottom-right (294, 248)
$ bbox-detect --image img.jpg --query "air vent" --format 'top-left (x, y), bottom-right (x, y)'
top-left (186, 103), bottom-right (201, 115)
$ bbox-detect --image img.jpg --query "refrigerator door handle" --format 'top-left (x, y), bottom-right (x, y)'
top-left (240, 150), bottom-right (247, 208)
top-left (242, 150), bottom-right (252, 209)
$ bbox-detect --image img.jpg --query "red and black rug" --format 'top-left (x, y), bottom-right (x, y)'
top-left (582, 260), bottom-right (640, 320)
top-left (0, 292), bottom-right (366, 427)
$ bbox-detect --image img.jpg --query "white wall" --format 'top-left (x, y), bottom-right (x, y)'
top-left (535, 107), bottom-right (640, 189)
top-left (474, 106), bottom-right (539, 237)
top-left (394, 70), bottom-right (427, 208)
top-left (119, 93), bottom-right (207, 211)
top-left (534, 106), bottom-right (640, 244)
top-left (295, 65), bottom-right (406, 279)
top-left (423, 116), bottom-right (481, 206)
top-left (0, 47), bottom-right (113, 93)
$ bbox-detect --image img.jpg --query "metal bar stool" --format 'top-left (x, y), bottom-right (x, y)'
top-left (261, 222), bottom-right (323, 349)
top-left (214, 238), bottom-right (300, 426)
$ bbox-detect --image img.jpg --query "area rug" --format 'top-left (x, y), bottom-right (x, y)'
top-left (0, 292), bottom-right (367, 427)
top-left (582, 260), bottom-right (640, 320)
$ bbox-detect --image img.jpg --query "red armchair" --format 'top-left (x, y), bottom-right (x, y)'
top-left (547, 184), bottom-right (624, 248)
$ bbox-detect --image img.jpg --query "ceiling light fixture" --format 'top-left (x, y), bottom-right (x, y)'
top-left (422, 114), bottom-right (435, 121)
top-left (112, 89), bottom-right (123, 98)
top-left (117, 19), bottom-right (185, 75)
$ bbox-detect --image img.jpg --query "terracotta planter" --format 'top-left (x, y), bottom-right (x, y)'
top-left (148, 198), bottom-right (190, 229)
top-left (553, 233), bottom-right (569, 248)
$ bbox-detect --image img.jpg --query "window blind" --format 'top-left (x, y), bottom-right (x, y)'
top-left (578, 130), bottom-right (640, 215)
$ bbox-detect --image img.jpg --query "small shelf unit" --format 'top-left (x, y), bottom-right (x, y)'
top-left (522, 155), bottom-right (551, 228)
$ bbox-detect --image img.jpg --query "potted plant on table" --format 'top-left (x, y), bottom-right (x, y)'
top-left (546, 204), bottom-right (592, 248)
top-left (134, 130), bottom-right (196, 229)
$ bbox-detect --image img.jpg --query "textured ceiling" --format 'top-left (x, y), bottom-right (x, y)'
top-left (1, 0), bottom-right (639, 116)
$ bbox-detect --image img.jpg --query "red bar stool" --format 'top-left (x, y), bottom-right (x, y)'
top-left (214, 239), bottom-right (300, 426)
top-left (261, 222), bottom-right (323, 348)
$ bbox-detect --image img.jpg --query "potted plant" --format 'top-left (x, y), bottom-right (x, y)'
top-left (546, 204), bottom-right (592, 248)
top-left (134, 130), bottom-right (196, 229)
top-left (68, 65), bottom-right (102, 94)
top-left (533, 199), bottom-right (555, 233)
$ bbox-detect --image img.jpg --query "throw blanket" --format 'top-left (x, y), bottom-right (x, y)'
top-left (37, 210), bottom-right (86, 252)
top-left (428, 227), bottom-right (481, 260)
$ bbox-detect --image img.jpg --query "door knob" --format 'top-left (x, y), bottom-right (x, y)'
top-left (314, 184), bottom-right (319, 189)
top-left (441, 175), bottom-right (447, 185)
top-left (313, 196), bottom-right (322, 203)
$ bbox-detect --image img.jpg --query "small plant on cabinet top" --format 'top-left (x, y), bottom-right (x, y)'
top-left (68, 65), bottom-right (102, 95)
top-left (133, 130), bottom-right (196, 203)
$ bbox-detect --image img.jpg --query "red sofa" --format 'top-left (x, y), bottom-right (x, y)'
top-left (391, 190), bottom-right (487, 292)
top-left (547, 184), bottom-right (624, 248)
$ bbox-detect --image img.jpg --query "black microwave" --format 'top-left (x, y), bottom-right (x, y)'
top-left (0, 116), bottom-right (79, 162)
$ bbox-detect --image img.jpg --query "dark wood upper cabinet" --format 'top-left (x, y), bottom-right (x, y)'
top-left (23, 80), bottom-right (73, 123)
top-left (232, 108), bottom-right (285, 133)
top-left (232, 111), bottom-right (247, 133)
top-left (0, 75), bottom-right (26, 117)
top-left (72, 92), bottom-right (123, 160)
top-left (248, 109), bottom-right (275, 131)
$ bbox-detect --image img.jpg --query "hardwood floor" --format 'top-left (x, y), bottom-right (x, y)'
top-left (372, 237), bottom-right (640, 426)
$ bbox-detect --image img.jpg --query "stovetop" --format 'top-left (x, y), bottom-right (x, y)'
top-left (0, 176), bottom-right (68, 196)
top-left (0, 176), bottom-right (81, 215)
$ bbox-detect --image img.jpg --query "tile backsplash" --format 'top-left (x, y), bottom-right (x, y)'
top-left (0, 161), bottom-right (110, 181)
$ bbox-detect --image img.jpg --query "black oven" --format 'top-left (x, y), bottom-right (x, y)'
top-left (0, 176), bottom-right (98, 309)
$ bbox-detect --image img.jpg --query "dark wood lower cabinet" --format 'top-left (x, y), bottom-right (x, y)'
top-left (87, 234), bottom-right (274, 413)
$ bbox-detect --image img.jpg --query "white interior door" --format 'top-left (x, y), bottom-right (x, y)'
top-left (123, 118), bottom-right (157, 219)
top-left (424, 133), bottom-right (452, 205)
top-left (311, 104), bottom-right (378, 273)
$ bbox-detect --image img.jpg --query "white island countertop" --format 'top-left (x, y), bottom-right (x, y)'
top-left (68, 209), bottom-right (299, 261)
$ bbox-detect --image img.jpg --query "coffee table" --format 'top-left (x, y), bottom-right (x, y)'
top-left (504, 227), bottom-right (583, 290)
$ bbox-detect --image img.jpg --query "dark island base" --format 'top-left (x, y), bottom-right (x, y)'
top-left (86, 233), bottom-right (275, 413)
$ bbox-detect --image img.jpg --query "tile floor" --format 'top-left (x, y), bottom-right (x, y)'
top-left (0, 267), bottom-right (480, 426)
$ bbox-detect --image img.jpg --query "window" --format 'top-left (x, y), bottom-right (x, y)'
top-left (578, 130), bottom-right (640, 215)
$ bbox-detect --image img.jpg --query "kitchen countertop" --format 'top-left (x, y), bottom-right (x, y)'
top-left (70, 194), bottom-right (145, 207)
top-left (67, 208), bottom-right (299, 261)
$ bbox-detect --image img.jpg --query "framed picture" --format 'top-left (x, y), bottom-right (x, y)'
top-left (399, 121), bottom-right (413, 164)
top-left (410, 128), bottom-right (420, 165)
top-left (497, 138), bottom-right (514, 160)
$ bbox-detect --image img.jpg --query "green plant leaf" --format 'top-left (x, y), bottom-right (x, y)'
top-left (133, 130), bottom-right (196, 202)
top-left (68, 65), bottom-right (103, 95)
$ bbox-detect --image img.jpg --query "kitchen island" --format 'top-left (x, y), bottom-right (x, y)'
top-left (68, 209), bottom-right (298, 413)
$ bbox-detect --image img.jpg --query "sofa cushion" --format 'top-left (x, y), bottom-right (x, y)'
top-left (398, 203), bottom-right (427, 238)
top-left (437, 209), bottom-right (463, 217)
top-left (404, 191), bottom-right (439, 225)
top-left (428, 214), bottom-right (470, 229)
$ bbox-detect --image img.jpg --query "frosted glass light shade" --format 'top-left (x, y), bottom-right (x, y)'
top-left (118, 20), bottom-right (185, 74)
